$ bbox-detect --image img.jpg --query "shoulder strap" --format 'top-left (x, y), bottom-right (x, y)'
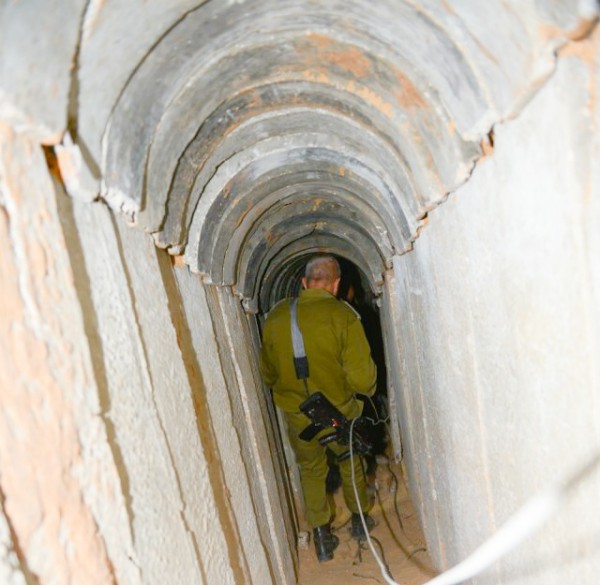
top-left (341, 300), bottom-right (362, 321)
top-left (290, 298), bottom-right (309, 381)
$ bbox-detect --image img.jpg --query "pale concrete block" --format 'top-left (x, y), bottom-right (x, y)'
top-left (70, 199), bottom-right (205, 585)
top-left (113, 218), bottom-right (237, 585)
top-left (388, 30), bottom-right (600, 583)
top-left (0, 0), bottom-right (85, 141)
top-left (207, 285), bottom-right (297, 584)
top-left (174, 268), bottom-right (273, 585)
top-left (0, 123), bottom-right (119, 585)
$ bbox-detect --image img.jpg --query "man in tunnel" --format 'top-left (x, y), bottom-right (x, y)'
top-left (260, 255), bottom-right (378, 562)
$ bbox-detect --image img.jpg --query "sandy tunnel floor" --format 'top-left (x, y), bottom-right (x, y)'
top-left (297, 459), bottom-right (438, 585)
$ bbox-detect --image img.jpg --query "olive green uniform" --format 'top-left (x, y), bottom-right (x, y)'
top-left (260, 288), bottom-right (377, 528)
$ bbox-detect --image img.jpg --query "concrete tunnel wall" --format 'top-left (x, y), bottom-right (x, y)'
top-left (1, 2), bottom-right (600, 585)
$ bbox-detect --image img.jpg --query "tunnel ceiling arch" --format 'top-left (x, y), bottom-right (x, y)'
top-left (85, 0), bottom-right (589, 310)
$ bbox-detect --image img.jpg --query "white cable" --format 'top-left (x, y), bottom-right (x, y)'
top-left (349, 418), bottom-right (600, 585)
top-left (422, 451), bottom-right (600, 585)
top-left (422, 488), bottom-right (561, 585)
top-left (350, 417), bottom-right (402, 585)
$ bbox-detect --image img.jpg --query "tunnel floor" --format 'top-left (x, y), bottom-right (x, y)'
top-left (296, 459), bottom-right (436, 584)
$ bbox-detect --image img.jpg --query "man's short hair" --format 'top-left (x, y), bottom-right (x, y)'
top-left (304, 255), bottom-right (341, 284)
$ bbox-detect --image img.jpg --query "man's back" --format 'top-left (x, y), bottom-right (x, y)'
top-left (260, 287), bottom-right (376, 418)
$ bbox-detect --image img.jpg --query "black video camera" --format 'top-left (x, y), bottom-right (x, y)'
top-left (298, 392), bottom-right (373, 461)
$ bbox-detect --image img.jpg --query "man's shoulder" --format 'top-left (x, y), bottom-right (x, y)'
top-left (311, 296), bottom-right (360, 324)
top-left (340, 300), bottom-right (362, 321)
top-left (330, 298), bottom-right (361, 321)
top-left (265, 298), bottom-right (291, 322)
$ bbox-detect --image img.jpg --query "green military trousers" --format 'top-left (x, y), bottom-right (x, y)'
top-left (285, 411), bottom-right (372, 529)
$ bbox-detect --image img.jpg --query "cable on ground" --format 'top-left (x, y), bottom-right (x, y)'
top-left (349, 417), bottom-right (600, 585)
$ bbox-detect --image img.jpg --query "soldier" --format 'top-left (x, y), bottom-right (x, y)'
top-left (260, 255), bottom-right (377, 562)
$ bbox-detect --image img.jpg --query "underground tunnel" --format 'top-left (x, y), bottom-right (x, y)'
top-left (1, 2), bottom-right (600, 585)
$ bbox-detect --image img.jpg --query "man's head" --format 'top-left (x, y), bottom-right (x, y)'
top-left (302, 255), bottom-right (341, 296)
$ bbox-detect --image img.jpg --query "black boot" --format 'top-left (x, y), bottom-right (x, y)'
top-left (350, 513), bottom-right (376, 541)
top-left (313, 525), bottom-right (339, 562)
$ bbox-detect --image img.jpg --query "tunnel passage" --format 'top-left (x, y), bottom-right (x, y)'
top-left (91, 2), bottom-right (593, 583)
top-left (2, 2), bottom-right (597, 585)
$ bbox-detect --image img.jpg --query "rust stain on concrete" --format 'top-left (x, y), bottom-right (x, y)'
top-left (346, 81), bottom-right (394, 118)
top-left (538, 22), bottom-right (569, 42)
top-left (542, 15), bottom-right (598, 43)
top-left (305, 32), bottom-right (334, 50)
top-left (0, 123), bottom-right (116, 585)
top-left (439, 0), bottom-right (456, 16)
top-left (394, 70), bottom-right (427, 109)
top-left (447, 118), bottom-right (456, 136)
top-left (171, 254), bottom-right (187, 268)
top-left (43, 146), bottom-right (64, 182)
top-left (246, 89), bottom-right (264, 110)
top-left (566, 17), bottom-right (599, 41)
top-left (311, 198), bottom-right (324, 211)
top-left (559, 30), bottom-right (598, 62)
top-left (221, 182), bottom-right (233, 199)
top-left (300, 34), bottom-right (372, 79)
top-left (559, 27), bottom-right (598, 139)
top-left (302, 68), bottom-right (332, 83)
top-left (235, 205), bottom-right (251, 227)
top-left (264, 228), bottom-right (281, 246)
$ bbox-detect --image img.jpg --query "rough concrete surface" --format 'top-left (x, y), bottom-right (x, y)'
top-left (0, 124), bottom-right (116, 585)
top-left (0, 0), bottom-right (86, 141)
top-left (387, 28), bottom-right (600, 584)
top-left (174, 270), bottom-right (269, 584)
top-left (1, 2), bottom-right (599, 585)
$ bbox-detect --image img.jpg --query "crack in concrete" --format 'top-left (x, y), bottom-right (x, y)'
top-left (157, 251), bottom-right (251, 585)
top-left (110, 214), bottom-right (209, 585)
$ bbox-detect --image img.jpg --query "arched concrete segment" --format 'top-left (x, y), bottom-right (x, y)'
top-left (257, 240), bottom-right (379, 313)
top-left (211, 184), bottom-right (394, 286)
top-left (154, 102), bottom-right (423, 246)
top-left (100, 0), bottom-right (496, 259)
top-left (236, 210), bottom-right (385, 300)
top-left (78, 0), bottom-right (586, 313)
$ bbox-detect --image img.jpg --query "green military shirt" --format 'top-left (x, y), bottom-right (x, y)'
top-left (260, 288), bottom-right (377, 419)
